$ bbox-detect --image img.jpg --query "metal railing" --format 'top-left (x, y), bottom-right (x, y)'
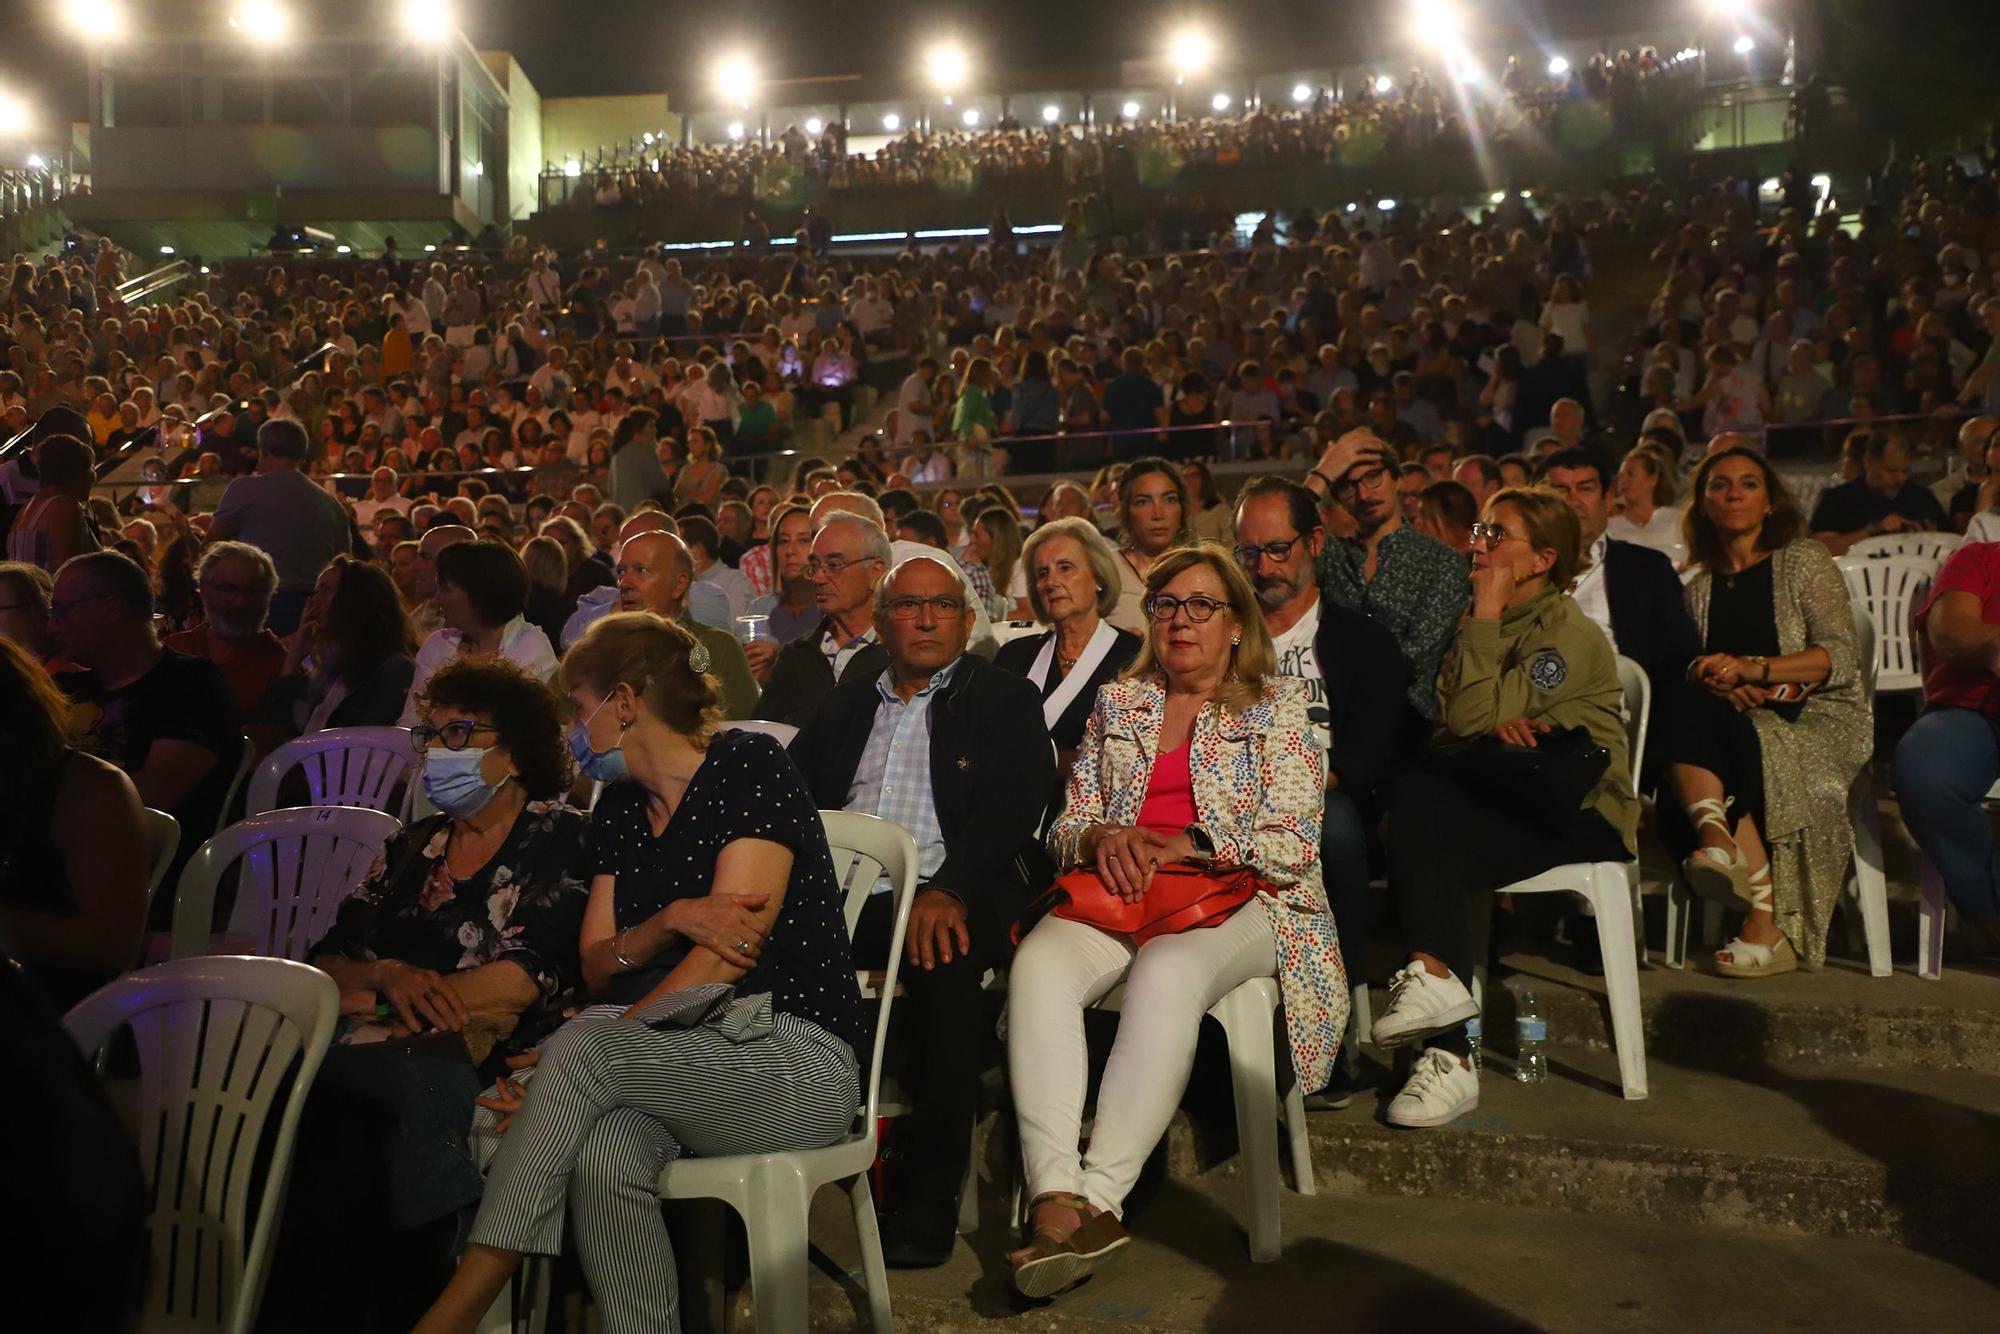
top-left (116, 258), bottom-right (197, 309)
top-left (0, 150), bottom-right (80, 224)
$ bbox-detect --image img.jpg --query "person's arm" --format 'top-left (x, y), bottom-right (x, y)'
top-left (130, 738), bottom-right (223, 812)
top-left (1048, 698), bottom-right (1112, 870)
top-left (621, 838), bottom-right (792, 1011)
top-left (1203, 684), bottom-right (1326, 884)
top-left (1927, 588), bottom-right (2000, 667)
top-left (0, 758), bottom-right (147, 981)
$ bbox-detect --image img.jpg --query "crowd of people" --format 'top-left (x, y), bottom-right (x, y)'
top-left (10, 124), bottom-right (2000, 1332)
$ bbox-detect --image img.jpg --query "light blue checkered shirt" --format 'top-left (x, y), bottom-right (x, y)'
top-left (846, 658), bottom-right (959, 895)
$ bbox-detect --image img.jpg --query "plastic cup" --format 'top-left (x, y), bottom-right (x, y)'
top-left (735, 613), bottom-right (771, 644)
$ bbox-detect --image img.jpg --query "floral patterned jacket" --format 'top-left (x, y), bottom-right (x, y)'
top-left (1047, 673), bottom-right (1349, 1092)
top-left (312, 799), bottom-right (592, 1055)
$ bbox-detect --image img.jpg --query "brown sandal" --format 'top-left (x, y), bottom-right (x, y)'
top-left (1010, 1191), bottom-right (1130, 1298)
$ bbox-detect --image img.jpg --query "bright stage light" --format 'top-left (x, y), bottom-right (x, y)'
top-left (1210, 92), bottom-right (1231, 112)
top-left (1292, 83), bottom-right (1311, 103)
top-left (562, 159), bottom-right (580, 178)
top-left (804, 117), bottom-right (823, 134)
top-left (1372, 74), bottom-right (1394, 95)
top-left (714, 54), bottom-right (757, 107)
top-left (1168, 26), bottom-right (1213, 76)
top-left (1041, 103), bottom-right (1060, 123)
top-left (1547, 56), bottom-right (1569, 76)
top-left (230, 1), bottom-right (291, 45)
top-left (0, 92), bottom-right (28, 135)
top-left (962, 108), bottom-right (980, 127)
top-left (925, 42), bottom-right (968, 91)
top-left (725, 121), bottom-right (745, 141)
top-left (1377, 198), bottom-right (1398, 211)
top-left (399, 0), bottom-right (449, 44)
top-left (335, 244), bottom-right (351, 253)
top-left (881, 112), bottom-right (901, 131)
top-left (26, 152), bottom-right (45, 169)
top-left (1121, 100), bottom-right (1141, 119)
top-left (1411, 0), bottom-right (1464, 49)
top-left (158, 245), bottom-right (174, 255)
top-left (62, 0), bottom-right (125, 42)
top-left (1489, 190), bottom-right (1505, 203)
top-left (1732, 35), bottom-right (1755, 55)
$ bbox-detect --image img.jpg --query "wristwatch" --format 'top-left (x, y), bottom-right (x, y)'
top-left (1184, 824), bottom-right (1217, 863)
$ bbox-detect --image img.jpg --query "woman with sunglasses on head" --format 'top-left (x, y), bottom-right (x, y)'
top-left (1369, 486), bottom-right (1636, 1129)
top-left (1006, 543), bottom-right (1343, 1298)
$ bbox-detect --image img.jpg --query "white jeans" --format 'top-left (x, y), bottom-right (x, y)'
top-left (1007, 898), bottom-right (1277, 1216)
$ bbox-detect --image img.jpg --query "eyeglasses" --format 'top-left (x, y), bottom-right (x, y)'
top-left (805, 555), bottom-right (878, 577)
top-left (1468, 522), bottom-right (1521, 551)
top-left (884, 594), bottom-right (966, 619)
top-left (1330, 465), bottom-right (1391, 502)
top-left (410, 721), bottom-right (499, 752)
top-left (1145, 594), bottom-right (1230, 623)
top-left (1233, 535), bottom-right (1304, 567)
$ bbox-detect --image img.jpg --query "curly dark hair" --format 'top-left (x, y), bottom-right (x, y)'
top-left (417, 657), bottom-right (571, 800)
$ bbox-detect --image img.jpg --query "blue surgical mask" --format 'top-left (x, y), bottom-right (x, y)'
top-left (569, 698), bottom-right (631, 785)
top-left (422, 747), bottom-right (507, 820)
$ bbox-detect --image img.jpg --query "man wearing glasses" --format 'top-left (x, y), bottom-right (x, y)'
top-left (788, 554), bottom-right (1055, 1269)
top-left (1235, 476), bottom-right (1411, 1108)
top-left (1303, 429), bottom-right (1470, 722)
top-left (753, 513), bottom-right (893, 728)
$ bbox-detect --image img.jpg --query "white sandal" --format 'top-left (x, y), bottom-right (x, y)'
top-left (1682, 796), bottom-right (1755, 909)
top-left (1714, 865), bottom-right (1798, 978)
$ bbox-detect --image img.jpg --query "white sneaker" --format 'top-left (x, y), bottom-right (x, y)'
top-left (1370, 963), bottom-right (1479, 1047)
top-left (1385, 1048), bottom-right (1479, 1129)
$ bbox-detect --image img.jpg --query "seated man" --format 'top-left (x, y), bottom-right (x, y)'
top-left (789, 554), bottom-right (1054, 1267)
top-left (753, 512), bottom-right (891, 728)
top-left (680, 513), bottom-right (755, 621)
top-left (51, 552), bottom-right (241, 905)
top-left (165, 540), bottom-right (289, 755)
top-left (1810, 432), bottom-right (1946, 556)
top-left (614, 529), bottom-right (760, 720)
top-left (1234, 476), bottom-right (1409, 1105)
top-left (561, 510), bottom-right (731, 648)
top-left (1894, 543), bottom-right (2000, 951)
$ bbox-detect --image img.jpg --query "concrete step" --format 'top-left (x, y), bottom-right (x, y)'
top-left (1449, 948), bottom-right (2000, 1076)
top-left (798, 1173), bottom-right (1999, 1332)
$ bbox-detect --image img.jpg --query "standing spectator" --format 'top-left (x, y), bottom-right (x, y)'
top-left (1101, 347), bottom-right (1166, 460)
top-left (4, 434), bottom-right (99, 573)
top-left (208, 418), bottom-right (352, 635)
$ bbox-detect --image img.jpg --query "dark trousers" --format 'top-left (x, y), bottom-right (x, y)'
top-left (851, 889), bottom-right (1012, 1218)
top-left (1387, 767), bottom-right (1629, 1049)
top-left (1321, 788), bottom-right (1374, 1082)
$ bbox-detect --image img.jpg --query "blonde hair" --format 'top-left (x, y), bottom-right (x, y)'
top-left (1626, 443), bottom-right (1681, 506)
top-left (560, 611), bottom-right (722, 744)
top-left (519, 536), bottom-right (569, 595)
top-left (1020, 516), bottom-right (1121, 622)
top-left (1120, 542), bottom-right (1275, 715)
top-left (1485, 485), bottom-right (1583, 589)
top-left (975, 508), bottom-right (1023, 599)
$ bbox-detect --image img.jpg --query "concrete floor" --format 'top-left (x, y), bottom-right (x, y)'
top-left (798, 1179), bottom-right (2000, 1333)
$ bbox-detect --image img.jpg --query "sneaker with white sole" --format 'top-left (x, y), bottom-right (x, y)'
top-left (1385, 1048), bottom-right (1479, 1128)
top-left (1370, 963), bottom-right (1479, 1048)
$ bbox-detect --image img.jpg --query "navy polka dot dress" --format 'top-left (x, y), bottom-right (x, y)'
top-left (592, 729), bottom-right (868, 1054)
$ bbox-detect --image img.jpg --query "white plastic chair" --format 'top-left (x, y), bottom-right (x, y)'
top-left (141, 807), bottom-right (181, 916)
top-left (63, 956), bottom-right (340, 1334)
top-left (1837, 554), bottom-right (1935, 695)
top-left (724, 719), bottom-right (801, 747)
top-left (216, 737), bottom-right (256, 836)
top-left (170, 806), bottom-right (402, 962)
top-left (1092, 973), bottom-right (1315, 1260)
top-left (243, 726), bottom-right (415, 817)
top-left (1615, 656), bottom-right (1653, 965)
top-left (1845, 531), bottom-right (1959, 562)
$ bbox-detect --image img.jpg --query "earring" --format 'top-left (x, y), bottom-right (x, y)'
top-left (1231, 634), bottom-right (1241, 646)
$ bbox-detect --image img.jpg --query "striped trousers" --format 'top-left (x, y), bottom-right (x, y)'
top-left (467, 1004), bottom-right (859, 1334)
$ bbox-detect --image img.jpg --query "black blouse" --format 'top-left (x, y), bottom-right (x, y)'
top-left (992, 626), bottom-right (1144, 752)
top-left (590, 729), bottom-right (868, 1055)
top-left (1705, 556), bottom-right (1804, 723)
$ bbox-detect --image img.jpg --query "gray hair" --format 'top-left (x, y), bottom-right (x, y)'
top-left (816, 511), bottom-right (893, 567)
top-left (196, 540), bottom-right (278, 595)
top-left (876, 553), bottom-right (971, 613)
top-left (1020, 516), bottom-right (1121, 623)
top-left (813, 490), bottom-right (887, 529)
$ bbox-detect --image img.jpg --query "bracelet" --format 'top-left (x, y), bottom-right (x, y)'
top-left (1308, 468), bottom-right (1336, 491)
top-left (1748, 655), bottom-right (1772, 683)
top-left (613, 928), bottom-right (637, 970)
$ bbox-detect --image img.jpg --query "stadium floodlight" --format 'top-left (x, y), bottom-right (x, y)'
top-left (1410, 0), bottom-right (1464, 50)
top-left (230, 1), bottom-right (292, 45)
top-left (0, 92), bottom-right (28, 135)
top-left (1488, 190), bottom-right (1505, 203)
top-left (422, 243), bottom-right (438, 252)
top-left (159, 245), bottom-right (175, 255)
top-left (714, 54), bottom-right (757, 107)
top-left (1121, 100), bottom-right (1141, 119)
top-left (1732, 35), bottom-right (1755, 55)
top-left (562, 159), bottom-right (581, 178)
top-left (881, 112), bottom-right (901, 131)
top-left (335, 243), bottom-right (352, 253)
top-left (26, 152), bottom-right (45, 169)
top-left (1372, 74), bottom-right (1394, 95)
top-left (962, 108), bottom-right (980, 127)
top-left (1547, 55), bottom-right (1570, 76)
top-left (725, 121), bottom-right (745, 141)
top-left (1210, 92), bottom-right (1231, 112)
top-left (924, 41), bottom-right (968, 92)
top-left (1291, 83), bottom-right (1311, 104)
top-left (805, 117), bottom-right (823, 135)
top-left (1377, 198), bottom-right (1397, 211)
top-left (1041, 103), bottom-right (1060, 123)
top-left (62, 0), bottom-right (126, 42)
top-left (1167, 26), bottom-right (1213, 78)
top-left (399, 0), bottom-right (449, 44)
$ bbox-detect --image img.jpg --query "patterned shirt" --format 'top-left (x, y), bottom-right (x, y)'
top-left (846, 657), bottom-right (961, 894)
top-left (1316, 522), bottom-right (1469, 721)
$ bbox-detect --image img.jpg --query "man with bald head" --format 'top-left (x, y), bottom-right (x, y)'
top-left (614, 529), bottom-right (759, 719)
top-left (560, 508), bottom-right (730, 648)
top-left (407, 523), bottom-right (475, 639)
top-left (788, 554), bottom-right (1055, 1266)
top-left (1934, 414), bottom-right (1999, 533)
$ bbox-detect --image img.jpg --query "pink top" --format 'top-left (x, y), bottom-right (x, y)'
top-left (1136, 741), bottom-right (1197, 834)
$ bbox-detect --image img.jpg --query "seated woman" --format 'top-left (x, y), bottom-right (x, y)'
top-left (1108, 458), bottom-right (1194, 633)
top-left (0, 560), bottom-right (56, 661)
top-left (1656, 446), bottom-right (1868, 977)
top-left (1007, 545), bottom-right (1342, 1298)
top-left (414, 613), bottom-right (868, 1334)
top-left (993, 516), bottom-right (1143, 777)
top-left (400, 540), bottom-right (560, 724)
top-left (274, 554), bottom-right (418, 734)
top-left (0, 638), bottom-right (147, 1009)
top-left (1372, 487), bottom-right (1636, 1128)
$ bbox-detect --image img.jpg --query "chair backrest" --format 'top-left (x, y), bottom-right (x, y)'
top-left (724, 719), bottom-right (800, 747)
top-left (215, 737), bottom-right (256, 836)
top-left (819, 810), bottom-right (919, 1134)
top-left (243, 726), bottom-right (415, 817)
top-left (1837, 554), bottom-right (1933, 693)
top-left (1845, 531), bottom-right (1959, 562)
top-left (991, 619), bottom-right (1044, 647)
top-left (171, 806), bottom-right (402, 962)
top-left (141, 807), bottom-right (181, 916)
top-left (63, 956), bottom-right (340, 1334)
top-left (1852, 603), bottom-right (1879, 707)
top-left (1614, 655), bottom-right (1651, 788)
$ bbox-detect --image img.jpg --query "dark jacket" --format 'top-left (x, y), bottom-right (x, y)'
top-left (789, 652), bottom-right (1056, 918)
top-left (1312, 596), bottom-right (1415, 798)
top-left (1602, 538), bottom-right (1702, 786)
top-left (991, 626), bottom-right (1143, 753)
top-left (754, 619), bottom-right (888, 730)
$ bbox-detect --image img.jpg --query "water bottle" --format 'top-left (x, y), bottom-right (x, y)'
top-left (1514, 987), bottom-right (1549, 1084)
top-left (1465, 1017), bottom-right (1483, 1074)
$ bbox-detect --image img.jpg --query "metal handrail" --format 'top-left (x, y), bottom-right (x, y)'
top-left (116, 258), bottom-right (195, 308)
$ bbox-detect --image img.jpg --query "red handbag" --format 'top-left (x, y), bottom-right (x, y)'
top-left (1014, 862), bottom-right (1266, 946)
